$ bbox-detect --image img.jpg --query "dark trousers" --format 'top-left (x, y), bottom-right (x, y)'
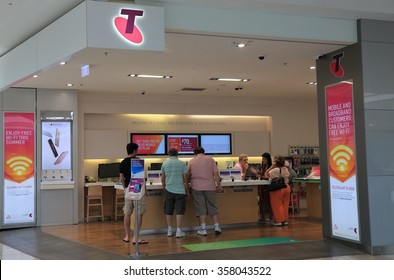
top-left (258, 185), bottom-right (272, 220)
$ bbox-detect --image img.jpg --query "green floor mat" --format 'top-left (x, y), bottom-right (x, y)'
top-left (183, 237), bottom-right (298, 252)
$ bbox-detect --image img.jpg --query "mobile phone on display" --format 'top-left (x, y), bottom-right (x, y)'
top-left (134, 183), bottom-right (141, 193)
top-left (42, 131), bottom-right (52, 138)
top-left (48, 139), bottom-right (58, 157)
top-left (54, 151), bottom-right (69, 165)
top-left (55, 128), bottom-right (60, 147)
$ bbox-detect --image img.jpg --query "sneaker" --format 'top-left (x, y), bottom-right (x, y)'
top-left (197, 229), bottom-right (207, 236)
top-left (282, 221), bottom-right (289, 226)
top-left (258, 219), bottom-right (272, 225)
top-left (167, 229), bottom-right (173, 237)
top-left (176, 231), bottom-right (185, 238)
top-left (272, 222), bottom-right (283, 226)
top-left (214, 227), bottom-right (222, 234)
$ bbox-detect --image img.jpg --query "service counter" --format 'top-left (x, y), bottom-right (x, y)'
top-left (84, 180), bottom-right (269, 230)
top-left (292, 178), bottom-right (322, 219)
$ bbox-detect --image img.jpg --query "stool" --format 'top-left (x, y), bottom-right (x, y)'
top-left (85, 185), bottom-right (104, 223)
top-left (113, 188), bottom-right (125, 221)
top-left (289, 191), bottom-right (300, 213)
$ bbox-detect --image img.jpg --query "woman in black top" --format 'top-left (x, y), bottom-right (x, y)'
top-left (258, 152), bottom-right (273, 224)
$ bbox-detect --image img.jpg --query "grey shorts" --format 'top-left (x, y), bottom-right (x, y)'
top-left (123, 196), bottom-right (147, 216)
top-left (191, 189), bottom-right (218, 216)
top-left (164, 190), bottom-right (186, 215)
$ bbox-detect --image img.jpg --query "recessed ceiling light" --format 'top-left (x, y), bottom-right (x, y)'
top-left (210, 78), bottom-right (250, 82)
top-left (66, 83), bottom-right (73, 87)
top-left (60, 62), bottom-right (67, 65)
top-left (33, 75), bottom-right (38, 78)
top-left (128, 74), bottom-right (173, 79)
top-left (231, 41), bottom-right (248, 48)
top-left (309, 66), bottom-right (316, 70)
top-left (307, 82), bottom-right (317, 85)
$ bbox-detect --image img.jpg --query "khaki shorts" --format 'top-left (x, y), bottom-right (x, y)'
top-left (123, 196), bottom-right (147, 216)
top-left (191, 189), bottom-right (218, 216)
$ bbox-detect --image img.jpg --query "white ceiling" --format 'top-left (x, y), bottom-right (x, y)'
top-left (2, 0), bottom-right (394, 99)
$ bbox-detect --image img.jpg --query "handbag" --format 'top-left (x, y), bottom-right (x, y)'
top-left (269, 168), bottom-right (286, 191)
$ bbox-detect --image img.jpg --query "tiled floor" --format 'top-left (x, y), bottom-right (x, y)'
top-left (0, 226), bottom-right (393, 260)
top-left (0, 243), bottom-right (37, 260)
top-left (0, 227), bottom-right (129, 260)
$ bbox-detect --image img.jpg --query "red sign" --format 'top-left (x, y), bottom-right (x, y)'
top-left (132, 134), bottom-right (165, 155)
top-left (4, 112), bottom-right (35, 183)
top-left (329, 53), bottom-right (345, 78)
top-left (114, 9), bottom-right (144, 44)
top-left (326, 82), bottom-right (356, 182)
top-left (167, 135), bottom-right (198, 154)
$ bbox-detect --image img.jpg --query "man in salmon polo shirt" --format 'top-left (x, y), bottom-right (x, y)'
top-left (187, 146), bottom-right (222, 236)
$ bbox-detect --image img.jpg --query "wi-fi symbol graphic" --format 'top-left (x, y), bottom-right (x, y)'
top-left (330, 145), bottom-right (353, 171)
top-left (329, 144), bottom-right (354, 182)
top-left (5, 156), bottom-right (33, 182)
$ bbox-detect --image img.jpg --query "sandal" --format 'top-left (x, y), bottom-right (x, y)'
top-left (132, 239), bottom-right (149, 244)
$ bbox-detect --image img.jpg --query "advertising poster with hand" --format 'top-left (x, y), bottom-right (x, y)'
top-left (41, 121), bottom-right (72, 181)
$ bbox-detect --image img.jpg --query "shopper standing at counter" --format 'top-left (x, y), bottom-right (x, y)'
top-left (258, 152), bottom-right (273, 225)
top-left (265, 156), bottom-right (291, 226)
top-left (161, 148), bottom-right (189, 238)
top-left (187, 146), bottom-right (222, 236)
top-left (285, 161), bottom-right (298, 192)
top-left (120, 142), bottom-right (148, 244)
top-left (233, 154), bottom-right (249, 180)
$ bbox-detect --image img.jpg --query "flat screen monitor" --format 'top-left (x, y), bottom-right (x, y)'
top-left (167, 134), bottom-right (199, 155)
top-left (246, 163), bottom-right (262, 179)
top-left (130, 133), bottom-right (166, 156)
top-left (42, 121), bottom-right (72, 170)
top-left (200, 133), bottom-right (232, 155)
top-left (98, 162), bottom-right (121, 179)
top-left (150, 162), bottom-right (163, 170)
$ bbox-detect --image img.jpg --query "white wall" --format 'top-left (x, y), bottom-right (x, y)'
top-left (78, 91), bottom-right (318, 154)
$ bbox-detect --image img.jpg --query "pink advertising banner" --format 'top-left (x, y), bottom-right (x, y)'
top-left (325, 82), bottom-right (360, 241)
top-left (3, 112), bottom-right (35, 224)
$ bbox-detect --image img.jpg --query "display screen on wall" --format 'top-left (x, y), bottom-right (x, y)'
top-left (128, 132), bottom-right (232, 156)
top-left (41, 121), bottom-right (72, 181)
top-left (42, 122), bottom-right (71, 169)
top-left (167, 134), bottom-right (199, 155)
top-left (3, 112), bottom-right (36, 225)
top-left (325, 81), bottom-right (360, 242)
top-left (130, 133), bottom-right (166, 155)
top-left (200, 133), bottom-right (232, 155)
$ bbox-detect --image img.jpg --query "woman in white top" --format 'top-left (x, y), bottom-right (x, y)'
top-left (265, 156), bottom-right (291, 226)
